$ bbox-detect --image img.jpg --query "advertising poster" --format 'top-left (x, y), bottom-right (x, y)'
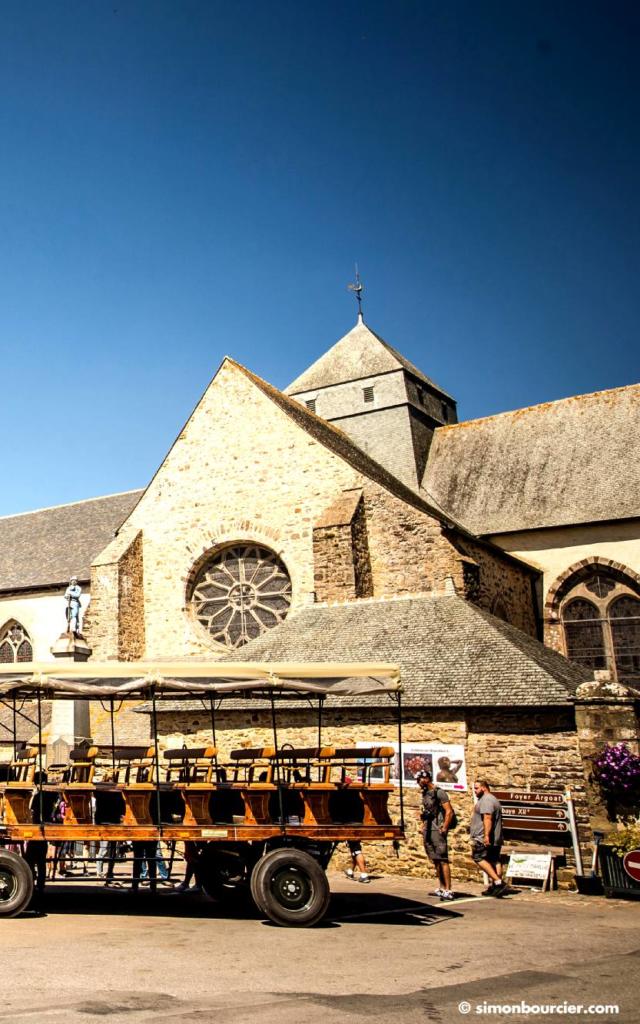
top-left (357, 741), bottom-right (467, 791)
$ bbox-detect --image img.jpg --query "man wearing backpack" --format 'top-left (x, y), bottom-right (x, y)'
top-left (416, 769), bottom-right (456, 901)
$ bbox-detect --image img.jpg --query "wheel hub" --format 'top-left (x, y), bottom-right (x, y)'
top-left (0, 870), bottom-right (15, 902)
top-left (271, 867), bottom-right (312, 911)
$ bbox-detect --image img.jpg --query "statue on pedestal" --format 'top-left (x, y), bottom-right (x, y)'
top-left (51, 577), bottom-right (92, 662)
top-left (64, 576), bottom-right (83, 636)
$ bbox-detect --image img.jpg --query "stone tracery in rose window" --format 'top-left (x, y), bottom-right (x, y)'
top-left (190, 544), bottom-right (292, 649)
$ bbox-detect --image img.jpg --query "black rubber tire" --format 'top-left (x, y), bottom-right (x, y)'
top-left (251, 848), bottom-right (330, 927)
top-left (201, 850), bottom-right (249, 904)
top-left (0, 849), bottom-right (34, 918)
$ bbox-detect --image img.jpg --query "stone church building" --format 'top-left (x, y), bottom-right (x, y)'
top-left (1, 315), bottom-right (638, 875)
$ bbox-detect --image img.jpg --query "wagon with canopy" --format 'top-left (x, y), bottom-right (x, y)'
top-left (0, 660), bottom-right (405, 926)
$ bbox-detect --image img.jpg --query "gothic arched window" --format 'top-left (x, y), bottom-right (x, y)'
top-left (560, 570), bottom-right (640, 684)
top-left (189, 544), bottom-right (292, 649)
top-left (0, 622), bottom-right (33, 663)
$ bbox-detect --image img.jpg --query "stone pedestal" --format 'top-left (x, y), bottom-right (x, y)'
top-left (51, 631), bottom-right (92, 662)
top-left (47, 632), bottom-right (93, 762)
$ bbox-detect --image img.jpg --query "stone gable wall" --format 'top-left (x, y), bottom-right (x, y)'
top-left (90, 361), bottom-right (501, 659)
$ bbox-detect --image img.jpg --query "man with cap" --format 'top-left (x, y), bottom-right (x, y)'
top-left (64, 576), bottom-right (83, 635)
top-left (416, 769), bottom-right (455, 901)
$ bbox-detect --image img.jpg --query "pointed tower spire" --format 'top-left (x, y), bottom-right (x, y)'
top-left (347, 264), bottom-right (364, 323)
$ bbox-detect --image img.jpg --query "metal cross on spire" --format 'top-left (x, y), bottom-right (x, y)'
top-left (347, 264), bottom-right (364, 322)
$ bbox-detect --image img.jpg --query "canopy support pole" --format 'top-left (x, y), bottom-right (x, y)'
top-left (317, 697), bottom-right (324, 750)
top-left (110, 699), bottom-right (116, 774)
top-left (396, 691), bottom-right (404, 831)
top-left (270, 693), bottom-right (286, 834)
top-left (209, 697), bottom-right (219, 772)
top-left (150, 688), bottom-right (163, 836)
top-left (36, 689), bottom-right (44, 834)
top-left (12, 695), bottom-right (17, 761)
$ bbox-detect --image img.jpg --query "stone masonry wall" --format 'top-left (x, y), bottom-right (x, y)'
top-left (153, 704), bottom-right (587, 883)
top-left (361, 484), bottom-right (467, 597)
top-left (313, 491), bottom-right (362, 602)
top-left (352, 494), bottom-right (373, 598)
top-left (89, 526), bottom-right (142, 659)
top-left (451, 534), bottom-right (539, 637)
top-left (118, 530), bottom-right (145, 660)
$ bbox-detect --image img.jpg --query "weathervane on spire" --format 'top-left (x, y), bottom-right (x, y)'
top-left (347, 264), bottom-right (364, 322)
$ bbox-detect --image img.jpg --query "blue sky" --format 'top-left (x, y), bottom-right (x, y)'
top-left (1, 1), bottom-right (638, 515)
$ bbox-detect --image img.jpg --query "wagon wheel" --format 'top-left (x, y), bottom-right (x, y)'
top-left (0, 850), bottom-right (34, 918)
top-left (250, 848), bottom-right (330, 927)
top-left (200, 849), bottom-right (249, 903)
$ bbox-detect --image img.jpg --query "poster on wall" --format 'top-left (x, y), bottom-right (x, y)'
top-left (357, 742), bottom-right (467, 791)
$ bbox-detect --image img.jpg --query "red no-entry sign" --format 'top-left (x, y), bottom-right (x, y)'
top-left (622, 850), bottom-right (640, 882)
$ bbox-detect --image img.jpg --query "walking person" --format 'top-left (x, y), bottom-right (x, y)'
top-left (131, 841), bottom-right (157, 894)
top-left (416, 770), bottom-right (455, 901)
top-left (470, 779), bottom-right (507, 897)
top-left (344, 840), bottom-right (370, 883)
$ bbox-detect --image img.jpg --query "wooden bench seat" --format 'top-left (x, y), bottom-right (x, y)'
top-left (0, 746), bottom-right (39, 825)
top-left (329, 746), bottom-right (396, 826)
top-left (60, 746), bottom-right (99, 824)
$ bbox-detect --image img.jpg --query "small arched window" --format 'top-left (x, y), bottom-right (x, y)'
top-left (0, 622), bottom-right (33, 663)
top-left (559, 569), bottom-right (640, 684)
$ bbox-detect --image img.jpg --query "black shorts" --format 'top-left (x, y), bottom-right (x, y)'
top-left (471, 841), bottom-right (502, 865)
top-left (423, 826), bottom-right (449, 863)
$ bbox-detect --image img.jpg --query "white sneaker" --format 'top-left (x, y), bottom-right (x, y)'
top-left (432, 887), bottom-right (444, 897)
top-left (358, 873), bottom-right (370, 884)
top-left (440, 890), bottom-right (454, 901)
top-left (344, 868), bottom-right (354, 879)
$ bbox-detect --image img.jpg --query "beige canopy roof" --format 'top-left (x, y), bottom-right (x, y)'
top-left (0, 660), bottom-right (402, 700)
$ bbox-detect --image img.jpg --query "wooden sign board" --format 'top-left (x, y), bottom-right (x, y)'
top-left (493, 789), bottom-right (565, 806)
top-left (503, 818), bottom-right (569, 834)
top-left (503, 806), bottom-right (569, 822)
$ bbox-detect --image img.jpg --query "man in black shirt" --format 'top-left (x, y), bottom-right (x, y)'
top-left (416, 770), bottom-right (455, 901)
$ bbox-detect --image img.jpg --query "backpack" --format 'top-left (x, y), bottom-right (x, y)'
top-left (421, 787), bottom-right (458, 830)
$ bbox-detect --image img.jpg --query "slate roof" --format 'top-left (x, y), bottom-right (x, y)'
top-left (285, 319), bottom-right (454, 399)
top-left (149, 595), bottom-right (588, 713)
top-left (423, 384), bottom-right (640, 535)
top-left (0, 490), bottom-right (143, 592)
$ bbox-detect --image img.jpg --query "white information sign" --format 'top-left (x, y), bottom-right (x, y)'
top-left (356, 741), bottom-right (468, 791)
top-left (506, 852), bottom-right (552, 881)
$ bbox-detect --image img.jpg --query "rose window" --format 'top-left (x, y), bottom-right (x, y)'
top-left (191, 544), bottom-right (292, 648)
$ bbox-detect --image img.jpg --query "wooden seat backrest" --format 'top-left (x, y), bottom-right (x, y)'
top-left (7, 746), bottom-right (38, 784)
top-left (331, 746), bottom-right (395, 785)
top-left (96, 746), bottom-right (156, 784)
top-left (67, 746), bottom-right (99, 784)
top-left (229, 747), bottom-right (276, 784)
top-left (164, 746), bottom-right (217, 783)
top-left (273, 746), bottom-right (336, 784)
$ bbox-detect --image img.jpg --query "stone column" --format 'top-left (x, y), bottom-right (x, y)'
top-left (48, 633), bottom-right (93, 763)
top-left (574, 671), bottom-right (640, 827)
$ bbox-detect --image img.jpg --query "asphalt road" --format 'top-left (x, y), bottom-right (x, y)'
top-left (1, 872), bottom-right (638, 1024)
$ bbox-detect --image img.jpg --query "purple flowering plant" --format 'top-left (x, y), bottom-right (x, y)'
top-left (592, 743), bottom-right (640, 802)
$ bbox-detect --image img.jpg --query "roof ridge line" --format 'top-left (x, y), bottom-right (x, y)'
top-left (0, 488), bottom-right (144, 522)
top-left (310, 591), bottom-right (446, 610)
top-left (438, 380), bottom-right (640, 433)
